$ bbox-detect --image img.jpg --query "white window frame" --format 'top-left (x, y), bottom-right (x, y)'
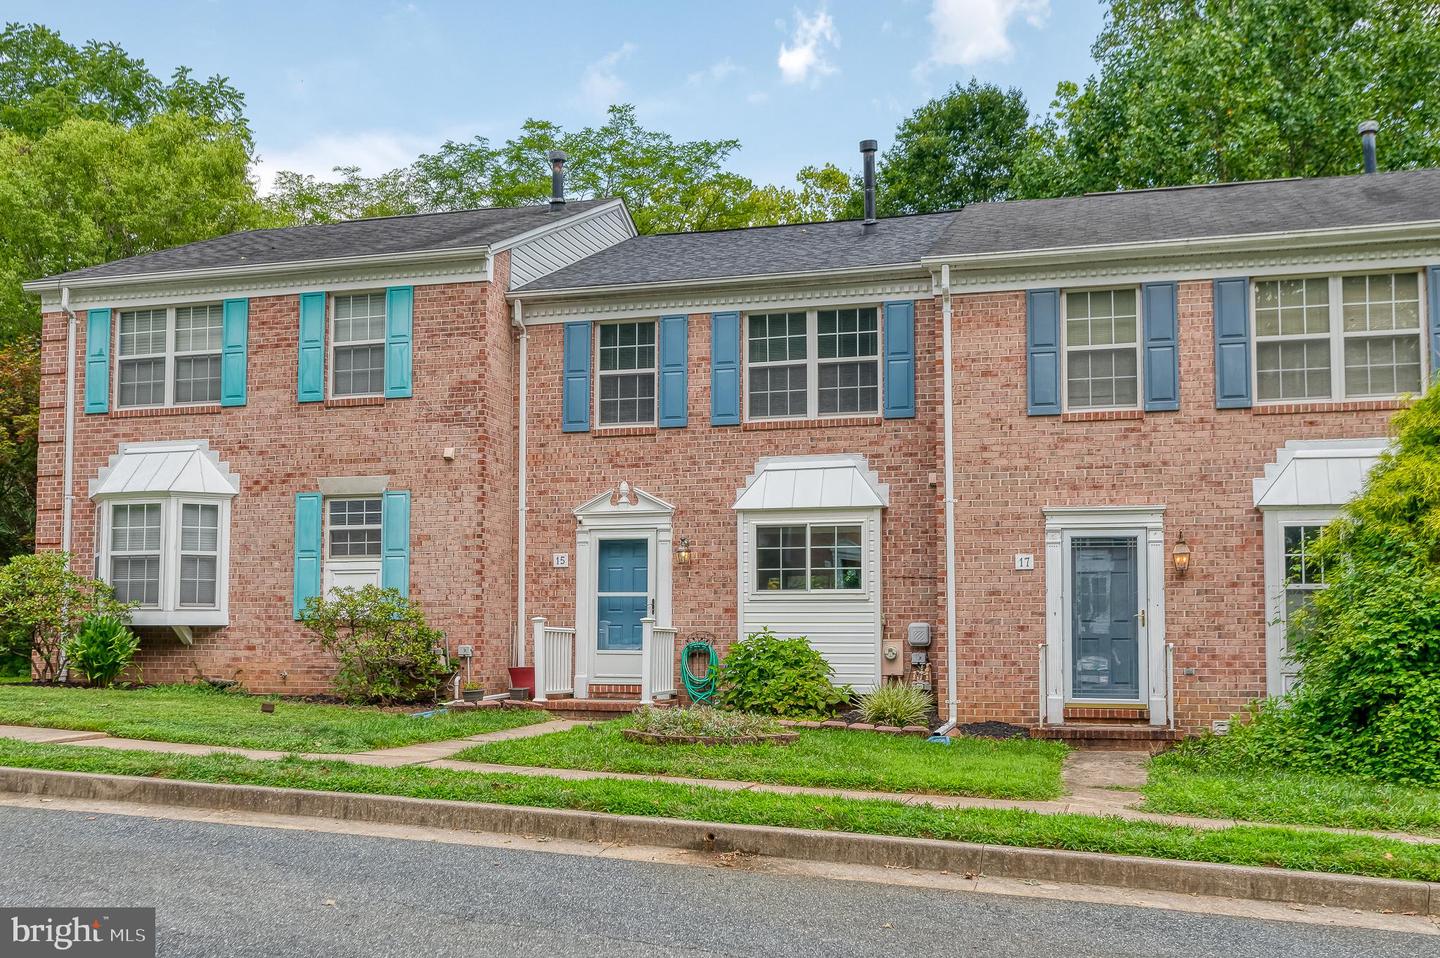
top-left (114, 304), bottom-right (224, 410)
top-left (1262, 507), bottom-right (1336, 697)
top-left (1060, 286), bottom-right (1144, 413)
top-left (742, 305), bottom-right (883, 422)
top-left (329, 291), bottom-right (388, 400)
top-left (594, 319), bottom-right (658, 427)
top-left (1251, 271), bottom-right (1429, 405)
top-left (97, 494), bottom-right (232, 626)
top-left (752, 521), bottom-right (865, 593)
top-left (323, 495), bottom-right (384, 594)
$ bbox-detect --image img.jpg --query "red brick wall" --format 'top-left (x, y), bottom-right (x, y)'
top-left (36, 259), bottom-right (517, 695)
top-left (521, 301), bottom-right (945, 691)
top-left (948, 280), bottom-right (1402, 730)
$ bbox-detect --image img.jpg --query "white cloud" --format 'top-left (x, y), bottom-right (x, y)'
top-left (687, 58), bottom-right (741, 87)
top-left (922, 0), bottom-right (1050, 71)
top-left (777, 7), bottom-right (840, 85)
top-left (579, 42), bottom-right (637, 112)
top-left (250, 131), bottom-right (432, 194)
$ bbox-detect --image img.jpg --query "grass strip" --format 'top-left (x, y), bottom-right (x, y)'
top-left (1142, 749), bottom-right (1440, 837)
top-left (1, 738), bottom-right (1436, 883)
top-left (0, 684), bottom-right (542, 753)
top-left (457, 720), bottom-right (1067, 800)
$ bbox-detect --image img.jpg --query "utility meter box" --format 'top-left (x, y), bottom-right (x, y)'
top-left (906, 622), bottom-right (932, 648)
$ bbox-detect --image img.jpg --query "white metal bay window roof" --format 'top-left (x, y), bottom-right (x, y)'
top-left (734, 455), bottom-right (889, 511)
top-left (90, 441), bottom-right (241, 498)
top-left (1252, 438), bottom-right (1387, 509)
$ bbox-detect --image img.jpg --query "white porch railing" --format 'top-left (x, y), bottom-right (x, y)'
top-left (641, 617), bottom-right (678, 704)
top-left (1037, 642), bottom-right (1048, 727)
top-left (530, 616), bottom-right (575, 703)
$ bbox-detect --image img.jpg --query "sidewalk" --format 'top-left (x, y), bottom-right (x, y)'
top-left (1, 722), bottom-right (1435, 847)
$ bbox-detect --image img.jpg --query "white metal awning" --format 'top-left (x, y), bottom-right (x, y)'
top-left (90, 441), bottom-right (240, 498)
top-left (1252, 438), bottom-right (1387, 509)
top-left (734, 455), bottom-right (888, 511)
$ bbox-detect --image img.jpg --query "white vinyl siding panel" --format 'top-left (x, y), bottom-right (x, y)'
top-left (509, 206), bottom-right (634, 289)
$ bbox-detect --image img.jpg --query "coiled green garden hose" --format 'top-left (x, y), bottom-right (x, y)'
top-left (681, 640), bottom-right (719, 703)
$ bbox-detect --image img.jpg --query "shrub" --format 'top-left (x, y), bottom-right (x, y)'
top-left (63, 616), bottom-right (140, 687)
top-left (300, 586), bottom-right (453, 705)
top-left (0, 552), bottom-right (131, 683)
top-left (630, 705), bottom-right (782, 738)
top-left (1215, 382), bottom-right (1440, 785)
top-left (858, 684), bottom-right (933, 728)
top-left (718, 627), bottom-right (850, 718)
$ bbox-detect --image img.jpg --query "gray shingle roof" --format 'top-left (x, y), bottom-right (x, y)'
top-left (930, 169), bottom-right (1440, 257)
top-left (513, 211), bottom-right (960, 293)
top-left (37, 199), bottom-right (611, 284)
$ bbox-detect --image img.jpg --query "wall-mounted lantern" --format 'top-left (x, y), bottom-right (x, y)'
top-left (675, 537), bottom-right (693, 566)
top-left (1172, 533), bottom-right (1192, 575)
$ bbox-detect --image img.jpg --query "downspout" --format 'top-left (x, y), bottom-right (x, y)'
top-left (60, 287), bottom-right (77, 558)
top-left (934, 265), bottom-right (959, 735)
top-left (511, 299), bottom-right (527, 668)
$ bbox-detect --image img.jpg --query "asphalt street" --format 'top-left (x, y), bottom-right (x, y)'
top-left (1, 804), bottom-right (1435, 958)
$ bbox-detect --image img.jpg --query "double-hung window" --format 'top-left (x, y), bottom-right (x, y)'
top-left (597, 320), bottom-right (656, 426)
top-left (1063, 288), bottom-right (1140, 410)
top-left (178, 504), bottom-right (220, 608)
top-left (109, 503), bottom-right (163, 607)
top-left (1254, 272), bottom-right (1426, 403)
top-left (323, 497), bottom-right (384, 593)
top-left (115, 305), bottom-right (223, 409)
top-left (331, 293), bottom-right (387, 398)
top-left (746, 307), bottom-right (880, 420)
top-left (755, 523), bottom-right (863, 591)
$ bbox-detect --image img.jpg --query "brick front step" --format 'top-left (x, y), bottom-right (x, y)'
top-left (1032, 724), bottom-right (1184, 753)
top-left (1062, 706), bottom-right (1150, 723)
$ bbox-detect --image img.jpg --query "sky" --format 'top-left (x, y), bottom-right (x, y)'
top-left (13, 1), bottom-right (1108, 193)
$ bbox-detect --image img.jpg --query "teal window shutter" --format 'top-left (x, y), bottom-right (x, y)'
top-left (882, 300), bottom-right (916, 419)
top-left (1141, 282), bottom-right (1180, 412)
top-left (561, 321), bottom-right (591, 432)
top-left (710, 311), bottom-right (740, 425)
top-left (220, 298), bottom-right (249, 407)
top-left (297, 291), bottom-right (327, 403)
top-left (1214, 277), bottom-right (1252, 408)
top-left (385, 286), bottom-right (413, 399)
top-left (1429, 266), bottom-right (1440, 382)
top-left (1026, 289), bottom-right (1061, 415)
top-left (292, 493), bottom-right (322, 619)
top-left (381, 490), bottom-right (411, 597)
top-left (657, 314), bottom-right (688, 428)
top-left (84, 308), bottom-right (111, 414)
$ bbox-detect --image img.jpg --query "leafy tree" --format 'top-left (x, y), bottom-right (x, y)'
top-left (744, 163), bottom-right (861, 225)
top-left (0, 339), bottom-right (38, 560)
top-left (0, 551), bottom-right (131, 683)
top-left (1019, 0), bottom-right (1440, 195)
top-left (877, 79), bottom-right (1032, 213)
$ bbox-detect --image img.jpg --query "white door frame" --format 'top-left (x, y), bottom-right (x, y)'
top-left (1043, 506), bottom-right (1167, 726)
top-left (572, 484), bottom-right (674, 697)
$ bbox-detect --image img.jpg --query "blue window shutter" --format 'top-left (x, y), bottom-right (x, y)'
top-left (84, 308), bottom-right (111, 414)
top-left (657, 314), bottom-right (688, 427)
top-left (710, 311), bottom-right (741, 426)
top-left (1214, 277), bottom-right (1252, 408)
top-left (1429, 266), bottom-right (1440, 381)
top-left (384, 285), bottom-right (413, 399)
top-left (882, 300), bottom-right (916, 419)
top-left (561, 321), bottom-right (591, 432)
top-left (1026, 289), bottom-right (1061, 415)
top-left (220, 298), bottom-right (249, 407)
top-left (381, 490), bottom-right (411, 597)
top-left (292, 493), bottom-right (322, 620)
top-left (1141, 282), bottom-right (1180, 412)
top-left (297, 291), bottom-right (326, 403)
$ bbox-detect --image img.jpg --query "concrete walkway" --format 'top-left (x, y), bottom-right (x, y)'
top-left (2, 722), bottom-right (1435, 847)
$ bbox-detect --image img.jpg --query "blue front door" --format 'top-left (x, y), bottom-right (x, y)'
top-left (597, 538), bottom-right (648, 651)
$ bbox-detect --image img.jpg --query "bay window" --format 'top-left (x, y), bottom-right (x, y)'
top-left (755, 523), bottom-right (863, 591)
top-left (100, 497), bottom-right (231, 624)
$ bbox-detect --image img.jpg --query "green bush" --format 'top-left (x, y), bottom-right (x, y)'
top-left (718, 627), bottom-right (850, 718)
top-left (300, 586), bottom-right (453, 705)
top-left (630, 705), bottom-right (782, 738)
top-left (63, 615), bottom-right (139, 687)
top-left (0, 552), bottom-right (131, 684)
top-left (858, 684), bottom-right (933, 727)
top-left (1214, 383), bottom-right (1440, 786)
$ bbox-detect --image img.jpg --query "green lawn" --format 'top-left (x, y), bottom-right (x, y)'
top-left (457, 720), bottom-right (1069, 800)
top-left (1143, 748), bottom-right (1440, 836)
top-left (0, 738), bottom-right (1435, 882)
top-left (0, 684), bottom-right (543, 753)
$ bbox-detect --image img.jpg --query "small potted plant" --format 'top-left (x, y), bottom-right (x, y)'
top-left (462, 680), bottom-right (486, 703)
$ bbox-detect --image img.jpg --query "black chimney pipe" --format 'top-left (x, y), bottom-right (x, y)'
top-left (860, 139), bottom-right (877, 234)
top-left (1358, 121), bottom-right (1379, 174)
top-left (549, 150), bottom-right (568, 210)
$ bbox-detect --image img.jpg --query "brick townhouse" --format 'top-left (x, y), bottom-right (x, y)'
top-left (25, 154), bottom-right (1440, 741)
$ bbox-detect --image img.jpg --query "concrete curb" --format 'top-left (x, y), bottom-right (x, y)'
top-left (2, 766), bottom-right (1435, 916)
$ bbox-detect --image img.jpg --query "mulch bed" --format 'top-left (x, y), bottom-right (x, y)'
top-left (779, 719), bottom-right (931, 737)
top-left (622, 728), bottom-right (800, 746)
